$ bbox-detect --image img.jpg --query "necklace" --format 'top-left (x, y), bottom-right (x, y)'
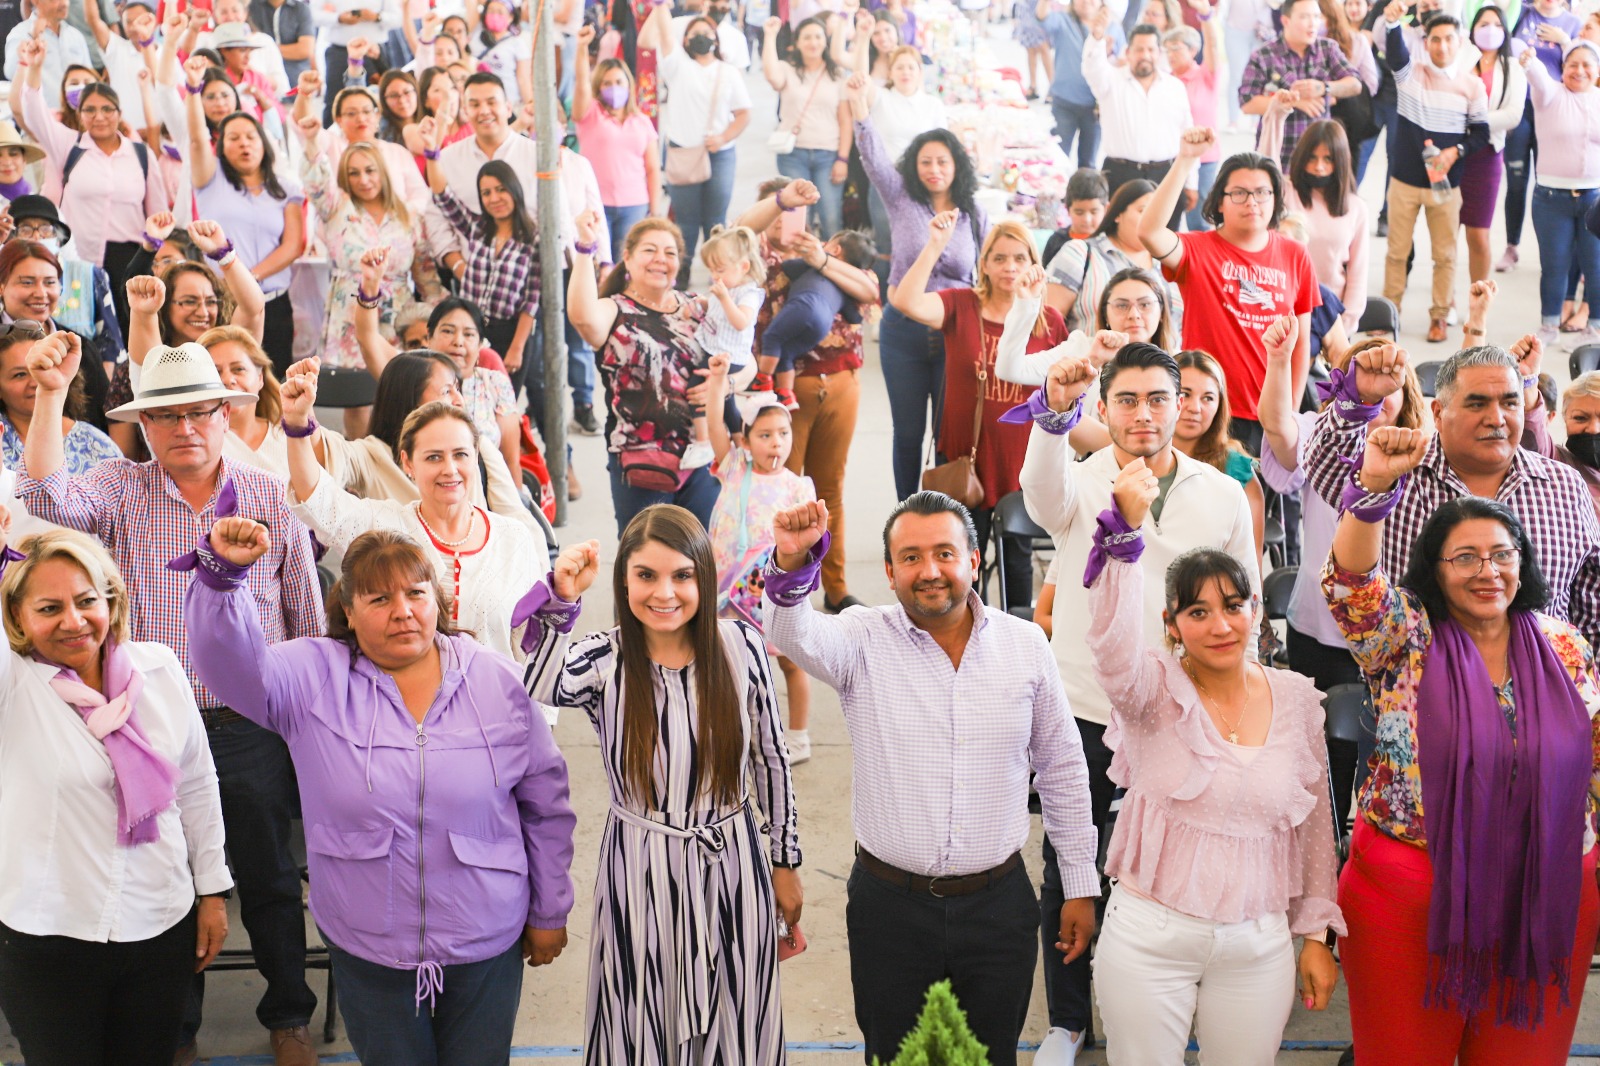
top-left (415, 505), bottom-right (474, 548)
top-left (1185, 658), bottom-right (1252, 744)
top-left (624, 287), bottom-right (677, 313)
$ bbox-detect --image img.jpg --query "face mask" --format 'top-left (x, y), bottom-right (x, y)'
top-left (1474, 24), bottom-right (1505, 51)
top-left (65, 86), bottom-right (85, 110)
top-left (599, 84), bottom-right (629, 109)
top-left (685, 33), bottom-right (715, 56)
top-left (1303, 171), bottom-right (1334, 186)
top-left (1568, 432), bottom-right (1600, 468)
top-left (707, 6), bottom-right (727, 20)
top-left (484, 10), bottom-right (511, 32)
top-left (36, 237), bottom-right (59, 254)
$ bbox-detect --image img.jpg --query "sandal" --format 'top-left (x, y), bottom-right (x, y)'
top-left (1563, 302), bottom-right (1590, 332)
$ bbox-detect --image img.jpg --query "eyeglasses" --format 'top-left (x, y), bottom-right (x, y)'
top-left (14, 224), bottom-right (59, 240)
top-left (141, 402), bottom-right (230, 428)
top-left (1109, 393), bottom-right (1174, 411)
top-left (172, 296), bottom-right (221, 311)
top-left (1108, 298), bottom-right (1160, 315)
top-left (1220, 188), bottom-right (1274, 204)
top-left (77, 105), bottom-right (120, 116)
top-left (0, 319), bottom-right (45, 340)
top-left (1440, 548), bottom-right (1521, 576)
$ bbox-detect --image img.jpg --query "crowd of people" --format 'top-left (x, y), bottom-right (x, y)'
top-left (1, 0), bottom-right (1599, 1064)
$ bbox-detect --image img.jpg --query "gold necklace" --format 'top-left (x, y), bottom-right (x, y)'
top-left (1185, 658), bottom-right (1252, 744)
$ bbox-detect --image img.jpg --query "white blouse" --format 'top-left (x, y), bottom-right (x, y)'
top-left (0, 640), bottom-right (232, 941)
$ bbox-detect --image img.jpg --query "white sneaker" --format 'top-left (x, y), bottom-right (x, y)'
top-left (1536, 325), bottom-right (1562, 352)
top-left (785, 729), bottom-right (811, 765)
top-left (1572, 326), bottom-right (1600, 351)
top-left (679, 441), bottom-right (715, 470)
top-left (1035, 1027), bottom-right (1085, 1066)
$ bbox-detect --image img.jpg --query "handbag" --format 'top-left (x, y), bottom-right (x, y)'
top-left (619, 447), bottom-right (689, 493)
top-left (920, 367), bottom-right (988, 510)
top-left (664, 64), bottom-right (723, 185)
top-left (1331, 85), bottom-right (1379, 144)
top-left (766, 67), bottom-right (826, 157)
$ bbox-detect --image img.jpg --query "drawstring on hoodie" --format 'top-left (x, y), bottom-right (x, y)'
top-left (466, 686), bottom-right (501, 787)
top-left (414, 960), bottom-right (444, 1014)
top-left (364, 672), bottom-right (380, 793)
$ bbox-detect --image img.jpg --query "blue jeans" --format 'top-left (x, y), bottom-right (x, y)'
top-left (327, 939), bottom-right (523, 1066)
top-left (603, 203), bottom-right (650, 263)
top-left (666, 146), bottom-right (737, 278)
top-left (777, 147), bottom-right (845, 238)
top-left (606, 454), bottom-right (721, 536)
top-left (879, 303), bottom-right (946, 502)
top-left (1050, 96), bottom-right (1100, 168)
top-left (182, 715), bottom-right (315, 1041)
top-left (1503, 98), bottom-right (1537, 248)
top-left (1184, 159), bottom-right (1218, 232)
top-left (1531, 185), bottom-right (1600, 323)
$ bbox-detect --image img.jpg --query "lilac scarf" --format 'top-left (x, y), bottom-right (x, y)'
top-left (1414, 611), bottom-right (1592, 1028)
top-left (46, 642), bottom-right (180, 847)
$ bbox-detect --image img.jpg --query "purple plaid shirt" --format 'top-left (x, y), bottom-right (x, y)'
top-left (433, 187), bottom-right (541, 322)
top-left (1239, 37), bottom-right (1361, 168)
top-left (1306, 404), bottom-right (1600, 646)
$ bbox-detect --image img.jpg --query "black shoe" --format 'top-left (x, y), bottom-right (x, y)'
top-left (572, 403), bottom-right (600, 436)
top-left (1336, 1045), bottom-right (1355, 1066)
top-left (823, 594), bottom-right (864, 613)
top-left (1375, 216), bottom-right (1388, 238)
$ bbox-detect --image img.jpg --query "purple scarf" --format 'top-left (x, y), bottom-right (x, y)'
top-left (45, 642), bottom-right (180, 847)
top-left (1414, 611), bottom-right (1592, 1028)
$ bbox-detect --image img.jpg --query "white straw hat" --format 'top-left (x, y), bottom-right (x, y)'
top-left (105, 343), bottom-right (258, 422)
top-left (210, 22), bottom-right (264, 50)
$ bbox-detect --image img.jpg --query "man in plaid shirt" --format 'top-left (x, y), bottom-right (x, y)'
top-left (1238, 0), bottom-right (1364, 169)
top-left (1307, 340), bottom-right (1600, 645)
top-left (11, 334), bottom-right (324, 1066)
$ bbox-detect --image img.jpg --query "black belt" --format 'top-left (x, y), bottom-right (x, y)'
top-left (1103, 157), bottom-right (1171, 172)
top-left (198, 706), bottom-right (245, 729)
top-left (856, 847), bottom-right (1022, 898)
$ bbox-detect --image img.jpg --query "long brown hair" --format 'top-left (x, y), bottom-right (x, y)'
top-left (1317, 0), bottom-right (1356, 59)
top-left (613, 505), bottom-right (743, 809)
top-left (1174, 349), bottom-right (1248, 471)
top-left (1327, 337), bottom-right (1429, 431)
top-left (326, 530), bottom-right (469, 647)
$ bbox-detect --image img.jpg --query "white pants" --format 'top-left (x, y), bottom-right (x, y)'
top-left (1092, 884), bottom-right (1295, 1065)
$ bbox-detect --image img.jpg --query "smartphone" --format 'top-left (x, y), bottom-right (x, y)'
top-left (779, 206), bottom-right (805, 243)
top-left (776, 921), bottom-right (807, 961)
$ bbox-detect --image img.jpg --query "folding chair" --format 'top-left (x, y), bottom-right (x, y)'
top-left (1413, 360), bottom-right (1445, 398)
top-left (1322, 683), bottom-right (1372, 862)
top-left (986, 490), bottom-right (1052, 618)
top-left (1571, 344), bottom-right (1600, 379)
top-left (314, 366), bottom-right (377, 408)
top-left (1355, 295), bottom-right (1400, 338)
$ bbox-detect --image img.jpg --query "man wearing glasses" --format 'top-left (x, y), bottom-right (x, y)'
top-left (1016, 341), bottom-right (1260, 1063)
top-left (9, 333), bottom-right (324, 1066)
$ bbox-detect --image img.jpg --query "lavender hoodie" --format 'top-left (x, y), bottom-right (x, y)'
top-left (185, 574), bottom-right (576, 987)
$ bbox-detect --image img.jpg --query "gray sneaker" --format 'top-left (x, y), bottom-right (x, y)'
top-left (571, 404), bottom-right (601, 436)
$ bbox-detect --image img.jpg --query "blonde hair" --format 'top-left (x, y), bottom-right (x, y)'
top-left (1328, 337), bottom-right (1429, 431)
top-left (974, 219), bottom-right (1050, 338)
top-left (698, 226), bottom-right (767, 286)
top-left (198, 325), bottom-right (281, 424)
top-left (2, 529), bottom-right (130, 654)
top-left (397, 400), bottom-right (478, 461)
top-left (1563, 369), bottom-right (1600, 410)
top-left (885, 44), bottom-right (922, 75)
top-left (590, 58), bottom-right (639, 120)
top-left (337, 141), bottom-right (411, 227)
top-left (1278, 213), bottom-right (1310, 244)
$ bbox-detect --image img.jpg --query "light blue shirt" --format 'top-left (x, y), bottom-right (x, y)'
top-left (4, 16), bottom-right (92, 111)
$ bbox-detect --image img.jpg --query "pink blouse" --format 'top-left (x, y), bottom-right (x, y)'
top-left (1088, 557), bottom-right (1346, 936)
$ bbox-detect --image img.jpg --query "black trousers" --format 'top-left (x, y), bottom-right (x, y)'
top-left (1040, 718), bottom-right (1115, 1037)
top-left (103, 239), bottom-right (141, 341)
top-left (1101, 157), bottom-right (1182, 229)
top-left (484, 313), bottom-right (532, 417)
top-left (1287, 623), bottom-right (1367, 829)
top-left (847, 858), bottom-right (1038, 1066)
top-left (0, 909), bottom-right (196, 1066)
top-left (261, 290), bottom-right (296, 380)
top-left (972, 504), bottom-right (1035, 613)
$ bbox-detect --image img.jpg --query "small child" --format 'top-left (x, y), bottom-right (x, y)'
top-left (702, 354), bottom-right (818, 763)
top-left (750, 230), bottom-right (877, 410)
top-left (683, 226), bottom-right (767, 470)
top-left (1040, 167), bottom-right (1109, 269)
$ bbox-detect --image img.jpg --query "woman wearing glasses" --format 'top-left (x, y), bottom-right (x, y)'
top-left (1141, 129), bottom-right (1319, 453)
top-left (1325, 428), bottom-right (1600, 1065)
top-left (0, 237), bottom-right (117, 438)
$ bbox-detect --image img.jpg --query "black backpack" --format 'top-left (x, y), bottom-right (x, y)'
top-left (62, 136), bottom-right (150, 192)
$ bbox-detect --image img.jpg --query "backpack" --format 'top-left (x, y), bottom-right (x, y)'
top-left (62, 137), bottom-right (149, 192)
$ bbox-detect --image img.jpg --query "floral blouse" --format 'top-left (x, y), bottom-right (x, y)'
top-left (599, 293), bottom-right (706, 459)
top-left (1323, 561), bottom-right (1600, 849)
top-left (461, 365), bottom-right (517, 447)
top-left (1, 415), bottom-right (122, 477)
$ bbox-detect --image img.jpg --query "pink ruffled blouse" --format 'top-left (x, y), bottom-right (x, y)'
top-left (1088, 558), bottom-right (1347, 937)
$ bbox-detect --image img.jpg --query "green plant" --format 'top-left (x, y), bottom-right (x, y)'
top-left (873, 980), bottom-right (991, 1066)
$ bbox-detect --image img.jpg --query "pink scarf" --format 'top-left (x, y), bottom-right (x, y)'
top-left (46, 642), bottom-right (180, 846)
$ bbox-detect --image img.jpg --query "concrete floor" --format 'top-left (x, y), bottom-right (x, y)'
top-left (8, 20), bottom-right (1600, 1066)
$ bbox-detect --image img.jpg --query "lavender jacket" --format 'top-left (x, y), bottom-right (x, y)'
top-left (184, 573), bottom-right (576, 976)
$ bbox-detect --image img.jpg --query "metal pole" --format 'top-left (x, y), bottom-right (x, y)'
top-left (534, 0), bottom-right (569, 526)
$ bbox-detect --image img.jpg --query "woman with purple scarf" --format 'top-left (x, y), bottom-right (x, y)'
top-left (0, 518), bottom-right (232, 1066)
top-left (1326, 425), bottom-right (1600, 1064)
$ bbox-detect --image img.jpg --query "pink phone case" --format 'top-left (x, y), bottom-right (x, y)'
top-left (777, 923), bottom-right (807, 961)
top-left (780, 208), bottom-right (805, 244)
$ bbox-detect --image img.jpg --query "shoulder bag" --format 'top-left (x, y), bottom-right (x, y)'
top-left (664, 64), bottom-right (723, 186)
top-left (766, 67), bottom-right (826, 156)
top-left (920, 365), bottom-right (987, 510)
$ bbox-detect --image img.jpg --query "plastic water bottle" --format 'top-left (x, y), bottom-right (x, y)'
top-left (1421, 139), bottom-right (1451, 205)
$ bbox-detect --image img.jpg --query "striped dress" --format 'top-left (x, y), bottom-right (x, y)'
top-left (525, 616), bottom-right (801, 1065)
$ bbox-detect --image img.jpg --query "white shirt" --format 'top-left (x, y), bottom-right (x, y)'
top-left (668, 14), bottom-right (751, 69)
top-left (1081, 34), bottom-right (1196, 175)
top-left (312, 0), bottom-right (398, 48)
top-left (0, 640), bottom-right (232, 941)
top-left (99, 34), bottom-right (150, 130)
top-left (474, 31), bottom-right (534, 107)
top-left (425, 130), bottom-right (541, 261)
top-left (3, 16), bottom-right (93, 110)
top-left (657, 49), bottom-right (751, 150)
top-left (869, 88), bottom-right (948, 165)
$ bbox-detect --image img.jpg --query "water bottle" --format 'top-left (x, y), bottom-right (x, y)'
top-left (1421, 139), bottom-right (1451, 205)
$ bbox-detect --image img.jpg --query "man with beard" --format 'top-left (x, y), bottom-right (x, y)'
top-left (1239, 0), bottom-right (1364, 169)
top-left (764, 491), bottom-right (1098, 1066)
top-left (1082, 13), bottom-right (1197, 228)
top-left (1016, 340), bottom-right (1259, 1065)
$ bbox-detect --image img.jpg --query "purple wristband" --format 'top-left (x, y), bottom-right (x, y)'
top-left (144, 232), bottom-right (165, 251)
top-left (282, 416), bottom-right (318, 438)
top-left (509, 574), bottom-right (583, 653)
top-left (167, 532), bottom-right (252, 591)
top-left (1314, 364), bottom-right (1384, 423)
top-left (1082, 507), bottom-right (1145, 588)
top-left (203, 240), bottom-right (235, 263)
top-left (422, 147), bottom-right (441, 160)
top-left (184, 82), bottom-right (203, 96)
top-left (763, 532), bottom-right (830, 606)
top-left (0, 543), bottom-right (24, 580)
top-left (998, 387), bottom-right (1085, 434)
top-left (356, 284), bottom-right (382, 304)
top-left (574, 238), bottom-right (599, 257)
top-left (1337, 454), bottom-right (1406, 523)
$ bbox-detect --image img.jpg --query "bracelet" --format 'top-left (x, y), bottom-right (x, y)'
top-left (350, 55), bottom-right (366, 66)
top-left (144, 232), bottom-right (165, 251)
top-left (281, 415), bottom-right (318, 438)
top-left (1523, 374), bottom-right (1539, 390)
top-left (834, 154), bottom-right (848, 164)
top-left (422, 147), bottom-right (441, 160)
top-left (184, 81), bottom-right (203, 96)
top-left (574, 238), bottom-right (599, 257)
top-left (356, 284), bottom-right (383, 308)
top-left (203, 240), bottom-right (235, 263)
top-left (419, 34), bottom-right (437, 44)
top-left (774, 189), bottom-right (789, 210)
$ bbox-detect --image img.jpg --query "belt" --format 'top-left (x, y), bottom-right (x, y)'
top-left (856, 847), bottom-right (1021, 898)
top-left (198, 706), bottom-right (245, 729)
top-left (1103, 157), bottom-right (1170, 171)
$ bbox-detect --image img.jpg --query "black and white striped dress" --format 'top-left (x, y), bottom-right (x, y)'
top-left (525, 617), bottom-right (801, 1065)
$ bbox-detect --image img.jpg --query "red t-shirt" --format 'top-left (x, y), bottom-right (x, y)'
top-left (937, 289), bottom-right (1069, 510)
top-left (1164, 230), bottom-right (1319, 421)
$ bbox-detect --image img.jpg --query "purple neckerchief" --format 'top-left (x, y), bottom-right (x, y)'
top-left (509, 574), bottom-right (582, 654)
top-left (998, 388), bottom-right (1085, 435)
top-left (166, 480), bottom-right (241, 584)
top-left (0, 179), bottom-right (31, 201)
top-left (1336, 451), bottom-right (1407, 523)
top-left (0, 543), bottom-right (24, 578)
top-left (1082, 507), bottom-right (1145, 588)
top-left (1315, 365), bottom-right (1385, 422)
top-left (763, 532), bottom-right (831, 607)
top-left (161, 143), bottom-right (183, 162)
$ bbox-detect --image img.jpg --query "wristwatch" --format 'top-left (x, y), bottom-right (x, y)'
top-left (201, 888), bottom-right (233, 900)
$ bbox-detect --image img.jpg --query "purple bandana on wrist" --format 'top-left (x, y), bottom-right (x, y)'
top-left (1082, 507), bottom-right (1145, 588)
top-left (167, 480), bottom-right (247, 588)
top-left (1337, 452), bottom-right (1407, 523)
top-left (0, 543), bottom-right (24, 578)
top-left (1315, 365), bottom-right (1385, 422)
top-left (998, 388), bottom-right (1085, 434)
top-left (763, 532), bottom-right (831, 606)
top-left (509, 574), bottom-right (583, 654)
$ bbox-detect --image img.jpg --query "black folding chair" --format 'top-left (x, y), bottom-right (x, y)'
top-left (1322, 683), bottom-right (1372, 862)
top-left (1262, 565), bottom-right (1298, 621)
top-left (1355, 296), bottom-right (1400, 338)
top-left (1571, 344), bottom-right (1600, 379)
top-left (315, 366), bottom-right (377, 408)
top-left (986, 490), bottom-right (1052, 617)
top-left (1413, 360), bottom-right (1445, 398)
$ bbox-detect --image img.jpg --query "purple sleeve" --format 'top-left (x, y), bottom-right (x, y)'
top-left (513, 682), bottom-right (577, 929)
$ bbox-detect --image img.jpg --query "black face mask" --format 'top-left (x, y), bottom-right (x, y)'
top-left (1567, 431), bottom-right (1600, 469)
top-left (707, 7), bottom-right (728, 21)
top-left (685, 33), bottom-right (716, 56)
top-left (1302, 171), bottom-right (1334, 186)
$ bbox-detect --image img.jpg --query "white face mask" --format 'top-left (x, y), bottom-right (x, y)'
top-left (36, 237), bottom-right (59, 255)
